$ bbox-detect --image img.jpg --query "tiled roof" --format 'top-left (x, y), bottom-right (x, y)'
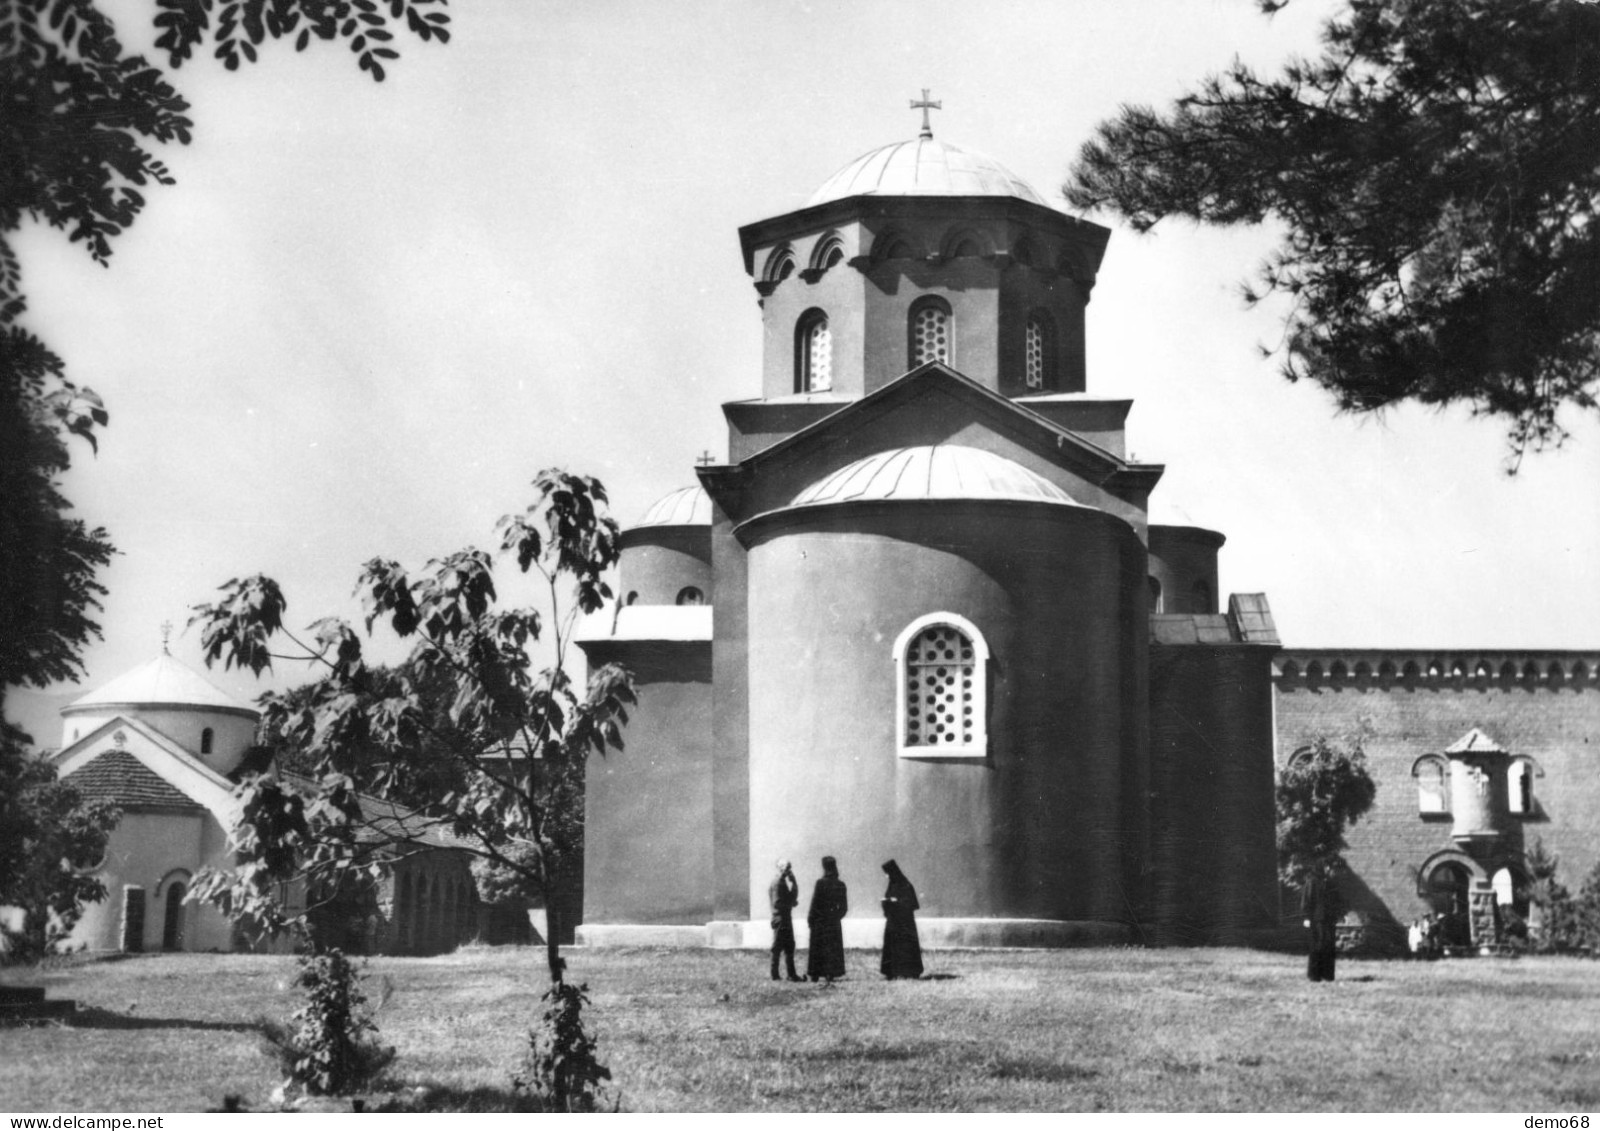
top-left (64, 749), bottom-right (203, 811)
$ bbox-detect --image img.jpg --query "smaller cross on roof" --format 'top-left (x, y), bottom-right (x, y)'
top-left (696, 450), bottom-right (716, 466)
top-left (910, 88), bottom-right (941, 139)
top-left (160, 620), bottom-right (173, 654)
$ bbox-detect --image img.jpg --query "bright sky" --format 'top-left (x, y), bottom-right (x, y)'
top-left (8, 0), bottom-right (1598, 743)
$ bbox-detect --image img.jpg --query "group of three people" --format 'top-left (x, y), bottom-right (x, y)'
top-left (769, 857), bottom-right (924, 982)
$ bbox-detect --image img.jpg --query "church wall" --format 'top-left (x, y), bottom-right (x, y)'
top-left (758, 234), bottom-right (868, 399)
top-left (1148, 526), bottom-right (1223, 615)
top-left (71, 810), bottom-right (236, 952)
top-left (618, 528), bottom-right (713, 606)
top-left (1148, 647), bottom-right (1280, 945)
top-left (1274, 662), bottom-right (1600, 950)
top-left (743, 501), bottom-right (1138, 925)
top-left (860, 259), bottom-right (1002, 392)
top-left (995, 267), bottom-right (1087, 396)
top-left (61, 708), bottom-right (257, 777)
top-left (581, 641), bottom-right (714, 925)
top-left (708, 504), bottom-right (753, 920)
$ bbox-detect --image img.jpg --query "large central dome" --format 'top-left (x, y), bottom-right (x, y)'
top-left (807, 135), bottom-right (1048, 208)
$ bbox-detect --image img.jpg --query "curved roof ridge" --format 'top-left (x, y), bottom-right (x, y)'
top-left (632, 484), bottom-right (712, 529)
top-left (808, 136), bottom-right (1047, 208)
top-left (791, 444), bottom-right (1084, 509)
top-left (65, 652), bottom-right (257, 717)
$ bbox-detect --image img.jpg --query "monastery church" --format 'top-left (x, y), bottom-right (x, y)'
top-left (27, 106), bottom-right (1598, 958)
top-left (575, 110), bottom-right (1599, 954)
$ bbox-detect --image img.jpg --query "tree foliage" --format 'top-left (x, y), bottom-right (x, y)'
top-left (0, 719), bottom-right (121, 963)
top-left (1065, 0), bottom-right (1600, 463)
top-left (187, 470), bottom-right (635, 985)
top-left (1275, 735), bottom-right (1377, 887)
top-left (0, 0), bottom-right (450, 699)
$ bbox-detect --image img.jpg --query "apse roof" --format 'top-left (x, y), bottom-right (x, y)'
top-left (791, 444), bottom-right (1083, 509)
top-left (64, 652), bottom-right (258, 717)
top-left (633, 485), bottom-right (712, 529)
top-left (807, 135), bottom-right (1048, 208)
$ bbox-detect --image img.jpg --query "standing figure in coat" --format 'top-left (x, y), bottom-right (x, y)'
top-left (1302, 866), bottom-right (1344, 982)
top-left (805, 856), bottom-right (848, 982)
top-left (879, 859), bottom-right (923, 980)
top-left (768, 859), bottom-right (802, 982)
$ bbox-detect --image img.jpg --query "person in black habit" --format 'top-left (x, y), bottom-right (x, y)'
top-left (805, 856), bottom-right (848, 982)
top-left (768, 858), bottom-right (803, 982)
top-left (1302, 865), bottom-right (1344, 982)
top-left (879, 859), bottom-right (923, 980)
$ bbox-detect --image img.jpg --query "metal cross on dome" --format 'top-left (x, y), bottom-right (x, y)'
top-left (160, 620), bottom-right (173, 654)
top-left (910, 88), bottom-right (941, 138)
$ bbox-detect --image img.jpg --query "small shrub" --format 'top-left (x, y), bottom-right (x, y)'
top-left (512, 981), bottom-right (612, 1112)
top-left (260, 946), bottom-right (395, 1097)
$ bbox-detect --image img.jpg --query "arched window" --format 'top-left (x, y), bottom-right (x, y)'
top-left (1508, 757), bottom-right (1541, 815)
top-left (894, 613), bottom-right (989, 759)
top-left (1147, 576), bottom-right (1163, 614)
top-left (908, 297), bottom-right (953, 368)
top-left (763, 245), bottom-right (796, 286)
top-left (675, 586), bottom-right (705, 606)
top-left (200, 727), bottom-right (214, 755)
top-left (795, 309), bottom-right (832, 393)
top-left (1024, 312), bottom-right (1054, 390)
top-left (1412, 755), bottom-right (1449, 814)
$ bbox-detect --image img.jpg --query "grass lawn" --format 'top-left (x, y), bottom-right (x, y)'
top-left (2, 945), bottom-right (1598, 1112)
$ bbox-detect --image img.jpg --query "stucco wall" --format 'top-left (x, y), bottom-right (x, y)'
top-left (61, 708), bottom-right (257, 777)
top-left (71, 810), bottom-right (235, 952)
top-left (1149, 646), bottom-right (1280, 944)
top-left (1274, 657), bottom-right (1600, 949)
top-left (743, 500), bottom-right (1141, 925)
top-left (581, 642), bottom-right (714, 924)
top-left (1147, 526), bottom-right (1223, 615)
top-left (618, 528), bottom-right (713, 607)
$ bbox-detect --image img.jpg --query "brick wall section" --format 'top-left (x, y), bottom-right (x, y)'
top-left (1274, 650), bottom-right (1600, 950)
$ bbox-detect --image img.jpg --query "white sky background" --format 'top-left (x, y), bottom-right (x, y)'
top-left (7, 0), bottom-right (1598, 740)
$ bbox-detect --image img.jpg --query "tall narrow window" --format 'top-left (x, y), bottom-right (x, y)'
top-left (1147, 576), bottom-right (1163, 613)
top-left (200, 727), bottom-right (214, 755)
top-left (1025, 314), bottom-right (1049, 389)
top-left (796, 310), bottom-right (832, 392)
top-left (1509, 758), bottom-right (1539, 815)
top-left (894, 613), bottom-right (989, 759)
top-left (909, 298), bottom-right (953, 368)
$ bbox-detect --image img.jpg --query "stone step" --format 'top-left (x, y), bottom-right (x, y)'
top-left (0, 986), bottom-right (47, 1006)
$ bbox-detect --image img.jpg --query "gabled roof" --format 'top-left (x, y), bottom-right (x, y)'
top-left (65, 652), bottom-right (258, 720)
top-left (711, 361), bottom-right (1162, 494)
top-left (51, 715), bottom-right (240, 826)
top-left (64, 749), bottom-right (204, 812)
top-left (1446, 728), bottom-right (1507, 755)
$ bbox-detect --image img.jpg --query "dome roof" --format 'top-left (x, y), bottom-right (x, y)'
top-left (807, 136), bottom-right (1047, 208)
top-left (791, 445), bottom-right (1083, 508)
top-left (64, 652), bottom-right (258, 718)
top-left (633, 485), bottom-right (712, 528)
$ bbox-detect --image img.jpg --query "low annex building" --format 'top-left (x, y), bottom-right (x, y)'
top-left (43, 649), bottom-right (478, 956)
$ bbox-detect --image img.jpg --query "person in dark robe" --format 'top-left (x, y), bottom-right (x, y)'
top-left (879, 859), bottom-right (923, 980)
top-left (768, 859), bottom-right (802, 982)
top-left (805, 856), bottom-right (848, 982)
top-left (1301, 866), bottom-right (1344, 982)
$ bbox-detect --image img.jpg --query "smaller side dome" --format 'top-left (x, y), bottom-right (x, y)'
top-left (792, 445), bottom-right (1082, 508)
top-left (632, 485), bottom-right (712, 529)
